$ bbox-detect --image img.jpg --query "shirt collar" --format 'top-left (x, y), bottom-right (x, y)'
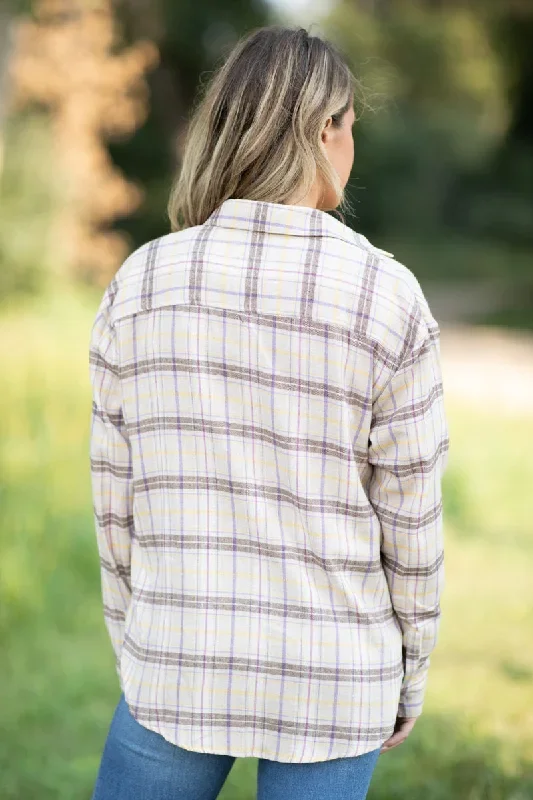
top-left (204, 197), bottom-right (361, 249)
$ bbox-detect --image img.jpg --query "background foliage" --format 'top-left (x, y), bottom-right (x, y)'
top-left (1, 0), bottom-right (532, 797)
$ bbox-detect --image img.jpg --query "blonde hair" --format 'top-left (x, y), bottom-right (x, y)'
top-left (167, 24), bottom-right (360, 231)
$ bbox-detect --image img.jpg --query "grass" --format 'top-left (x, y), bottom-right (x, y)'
top-left (1, 287), bottom-right (532, 799)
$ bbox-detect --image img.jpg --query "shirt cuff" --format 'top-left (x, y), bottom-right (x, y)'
top-left (398, 668), bottom-right (429, 718)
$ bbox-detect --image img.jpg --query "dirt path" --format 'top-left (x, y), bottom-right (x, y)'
top-left (439, 323), bottom-right (533, 416)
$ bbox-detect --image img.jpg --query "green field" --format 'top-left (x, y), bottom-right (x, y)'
top-left (1, 289), bottom-right (532, 799)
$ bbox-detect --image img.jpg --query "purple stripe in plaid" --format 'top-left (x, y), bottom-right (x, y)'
top-left (89, 197), bottom-right (449, 763)
top-left (140, 238), bottom-right (160, 311)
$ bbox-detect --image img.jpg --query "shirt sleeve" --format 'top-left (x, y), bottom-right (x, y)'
top-left (368, 295), bottom-right (450, 719)
top-left (88, 280), bottom-right (133, 671)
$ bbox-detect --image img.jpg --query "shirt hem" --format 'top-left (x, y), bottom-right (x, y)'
top-left (124, 696), bottom-right (391, 764)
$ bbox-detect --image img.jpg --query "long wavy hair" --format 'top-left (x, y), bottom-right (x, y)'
top-left (167, 24), bottom-right (361, 232)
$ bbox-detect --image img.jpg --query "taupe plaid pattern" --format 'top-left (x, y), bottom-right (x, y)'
top-left (89, 197), bottom-right (449, 763)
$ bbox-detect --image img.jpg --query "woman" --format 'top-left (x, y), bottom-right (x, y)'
top-left (89, 24), bottom-right (449, 800)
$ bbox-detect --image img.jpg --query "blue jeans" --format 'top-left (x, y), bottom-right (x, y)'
top-left (91, 693), bottom-right (381, 800)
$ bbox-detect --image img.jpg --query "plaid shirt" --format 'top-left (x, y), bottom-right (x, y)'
top-left (89, 197), bottom-right (449, 763)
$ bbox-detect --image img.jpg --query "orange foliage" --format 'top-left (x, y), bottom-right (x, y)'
top-left (9, 0), bottom-right (159, 285)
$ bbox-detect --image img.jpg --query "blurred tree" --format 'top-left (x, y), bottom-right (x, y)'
top-left (7, 0), bottom-right (159, 286)
top-left (0, 110), bottom-right (60, 302)
top-left (324, 0), bottom-right (508, 237)
top-left (452, 1), bottom-right (533, 246)
top-left (0, 4), bottom-right (17, 180)
top-left (2, 0), bottom-right (531, 292)
top-left (107, 0), bottom-right (274, 249)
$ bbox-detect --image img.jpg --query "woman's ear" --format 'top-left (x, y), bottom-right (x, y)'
top-left (321, 116), bottom-right (333, 145)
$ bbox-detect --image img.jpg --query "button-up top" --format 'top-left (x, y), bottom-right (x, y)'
top-left (89, 197), bottom-right (449, 763)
